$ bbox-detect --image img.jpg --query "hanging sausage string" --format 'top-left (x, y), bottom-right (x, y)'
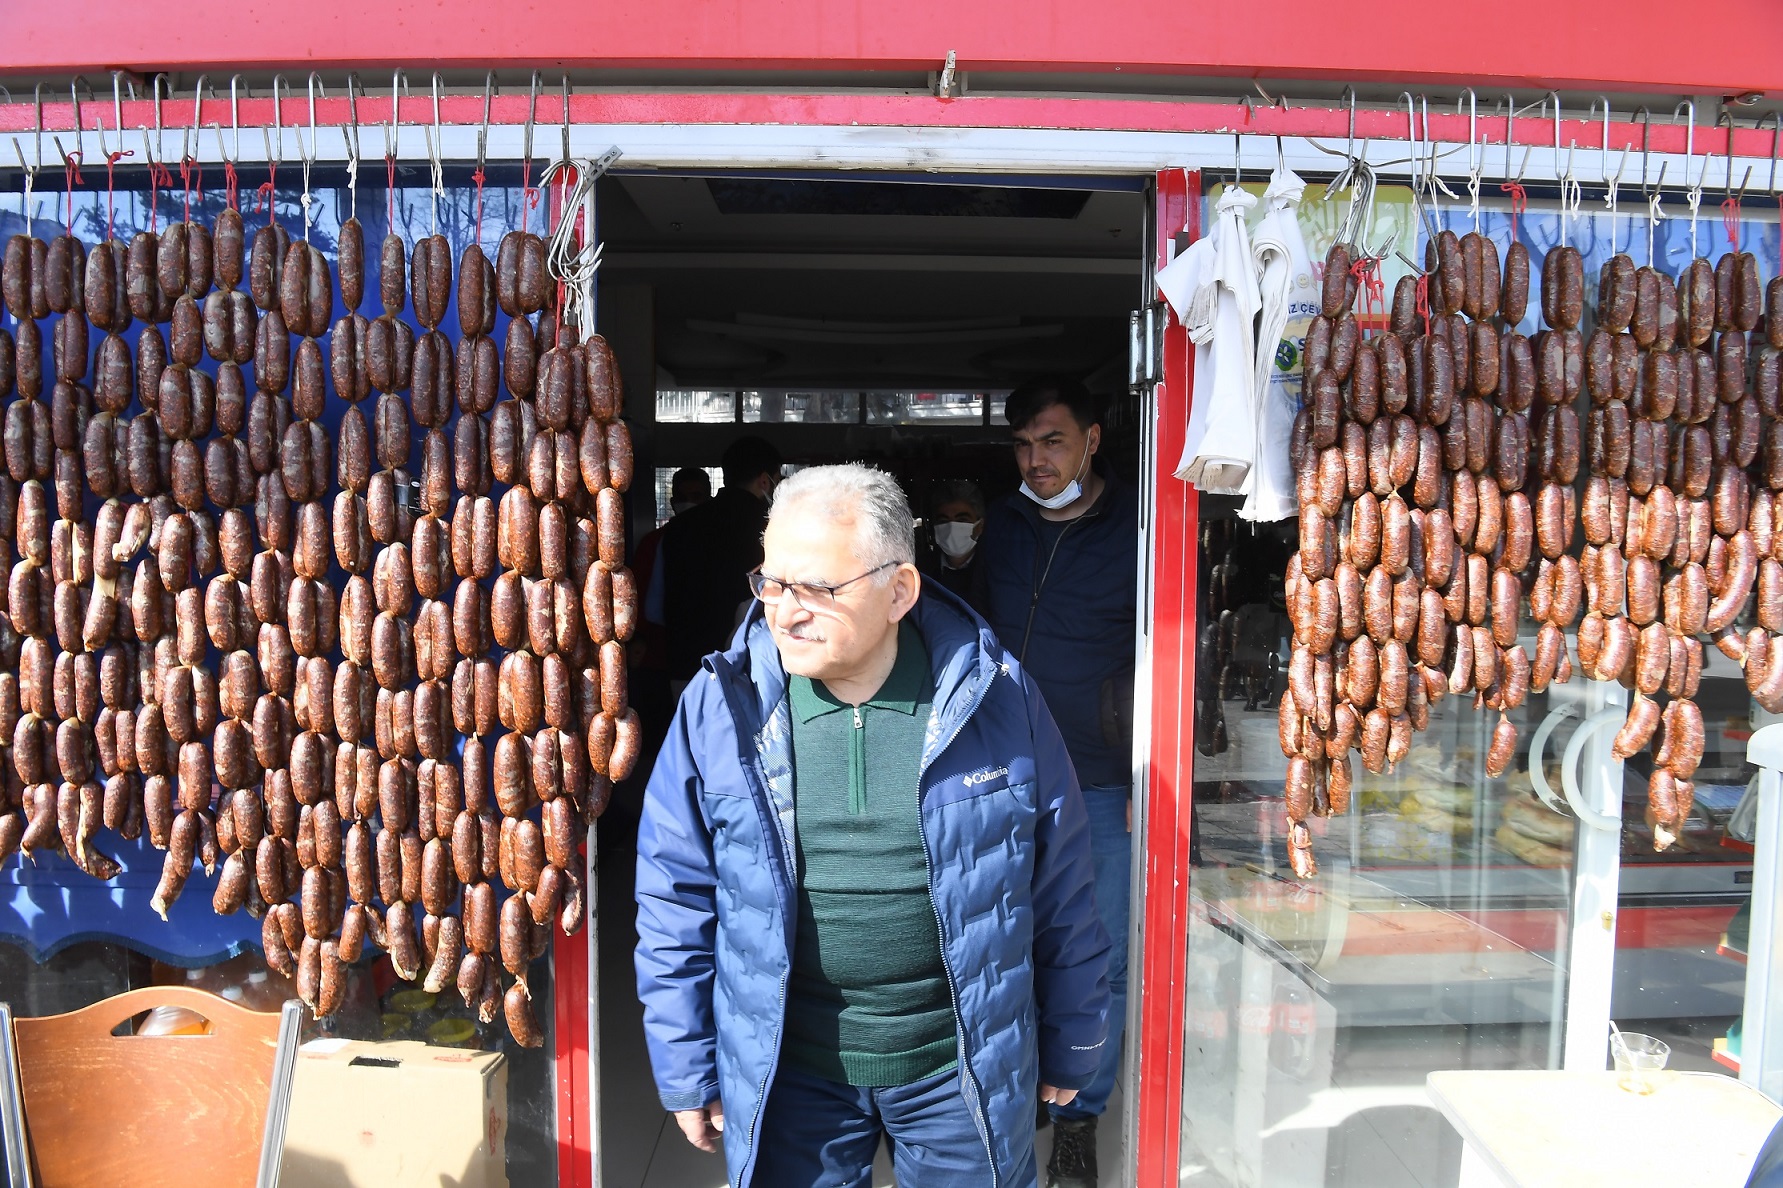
top-left (0, 73), bottom-right (630, 1047)
top-left (1278, 97), bottom-right (1783, 878)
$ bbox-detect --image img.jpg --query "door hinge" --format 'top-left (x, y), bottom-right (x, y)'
top-left (1128, 302), bottom-right (1166, 390)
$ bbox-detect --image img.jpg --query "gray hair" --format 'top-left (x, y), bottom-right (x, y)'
top-left (931, 479), bottom-right (985, 518)
top-left (770, 464), bottom-right (916, 569)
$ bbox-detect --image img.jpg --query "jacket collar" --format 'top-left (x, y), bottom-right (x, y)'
top-left (708, 581), bottom-right (1000, 749)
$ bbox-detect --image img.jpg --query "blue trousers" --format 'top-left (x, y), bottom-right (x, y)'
top-left (1051, 784), bottom-right (1129, 1122)
top-left (752, 1062), bottom-right (1035, 1187)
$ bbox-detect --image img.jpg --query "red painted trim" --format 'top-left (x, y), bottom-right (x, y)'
top-left (1135, 168), bottom-right (1198, 1188)
top-left (11, 0), bottom-right (1783, 94)
top-left (552, 920), bottom-right (592, 1188)
top-left (547, 169), bottom-right (594, 1188)
top-left (1, 94), bottom-right (1775, 167)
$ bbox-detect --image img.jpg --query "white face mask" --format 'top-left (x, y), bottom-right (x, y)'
top-left (1019, 437), bottom-right (1093, 510)
top-left (670, 499), bottom-right (697, 516)
top-left (934, 522), bottom-right (978, 559)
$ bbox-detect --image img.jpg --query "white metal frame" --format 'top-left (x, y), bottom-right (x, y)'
top-left (1743, 725), bottom-right (1783, 1104)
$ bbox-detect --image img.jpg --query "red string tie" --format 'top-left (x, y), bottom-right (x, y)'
top-left (472, 167), bottom-right (487, 244)
top-left (1414, 272), bottom-right (1432, 337)
top-left (104, 148), bottom-right (133, 241)
top-left (223, 161), bottom-right (240, 212)
top-left (180, 158), bottom-right (204, 224)
top-left (62, 153), bottom-right (83, 235)
top-left (1499, 179), bottom-right (1528, 239)
top-left (1722, 196), bottom-right (1743, 249)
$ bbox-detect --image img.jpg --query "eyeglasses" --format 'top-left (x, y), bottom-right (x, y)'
top-left (747, 561), bottom-right (897, 608)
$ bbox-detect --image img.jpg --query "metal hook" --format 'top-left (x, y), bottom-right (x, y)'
top-left (229, 75), bottom-right (246, 164)
top-left (343, 73), bottom-right (362, 164)
top-left (1762, 110), bottom-right (1783, 196)
top-left (1717, 112), bottom-right (1750, 199)
top-left (1399, 91), bottom-right (1424, 205)
top-left (1271, 93), bottom-right (1288, 173)
top-left (1338, 85), bottom-right (1355, 161)
top-left (69, 76), bottom-right (91, 140)
top-left (1674, 99), bottom-right (1702, 188)
top-left (1459, 88), bottom-right (1480, 176)
top-left (189, 76), bottom-right (215, 162)
top-left (1233, 94), bottom-right (1251, 186)
top-left (1590, 96), bottom-right (1612, 180)
top-left (387, 70), bottom-right (409, 161)
top-left (523, 70), bottom-right (540, 164)
top-left (560, 75), bottom-right (572, 164)
top-left (1503, 92), bottom-right (1517, 182)
top-left (149, 73), bottom-right (169, 156)
top-left (303, 73), bottom-right (325, 165)
top-left (32, 83), bottom-right (44, 172)
top-left (268, 74), bottom-right (289, 165)
top-left (1635, 106), bottom-right (1653, 192)
top-left (110, 71), bottom-right (128, 158)
top-left (478, 72), bottom-right (496, 173)
top-left (1546, 91), bottom-right (1562, 180)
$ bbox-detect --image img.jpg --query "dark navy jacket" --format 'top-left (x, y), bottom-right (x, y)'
top-left (634, 585), bottom-right (1112, 1187)
top-left (974, 468), bottom-right (1139, 788)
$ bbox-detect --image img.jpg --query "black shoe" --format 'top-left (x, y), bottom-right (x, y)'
top-left (1046, 1116), bottom-right (1097, 1188)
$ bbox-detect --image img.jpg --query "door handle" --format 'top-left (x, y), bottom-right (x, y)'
top-left (1560, 709), bottom-right (1627, 832)
top-left (1527, 704), bottom-right (1579, 814)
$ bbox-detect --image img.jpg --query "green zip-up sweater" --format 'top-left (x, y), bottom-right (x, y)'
top-left (783, 621), bottom-right (958, 1087)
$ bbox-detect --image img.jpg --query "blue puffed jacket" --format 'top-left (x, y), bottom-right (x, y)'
top-left (634, 583), bottom-right (1113, 1187)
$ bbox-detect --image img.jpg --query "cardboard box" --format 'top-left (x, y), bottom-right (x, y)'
top-left (279, 1039), bottom-right (509, 1188)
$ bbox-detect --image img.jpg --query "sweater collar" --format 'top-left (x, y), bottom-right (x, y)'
top-left (789, 621), bottom-right (929, 721)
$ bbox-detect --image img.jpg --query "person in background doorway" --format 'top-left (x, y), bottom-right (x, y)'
top-left (660, 436), bottom-right (782, 683)
top-left (618, 467), bottom-right (715, 826)
top-left (641, 466), bottom-right (715, 640)
top-left (920, 479), bottom-right (985, 605)
top-left (636, 464), bottom-right (1111, 1188)
top-left (975, 376), bottom-right (1139, 1188)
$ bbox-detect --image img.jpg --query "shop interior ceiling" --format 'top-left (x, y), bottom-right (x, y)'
top-left (597, 173), bottom-right (1143, 390)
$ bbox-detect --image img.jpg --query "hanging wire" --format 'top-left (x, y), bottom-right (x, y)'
top-left (343, 74), bottom-right (362, 220)
top-left (1676, 100), bottom-right (1702, 260)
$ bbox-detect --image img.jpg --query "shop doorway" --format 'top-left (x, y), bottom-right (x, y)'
top-left (589, 169), bottom-right (1150, 1187)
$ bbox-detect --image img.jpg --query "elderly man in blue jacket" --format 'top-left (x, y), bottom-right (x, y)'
top-left (635, 462), bottom-right (1111, 1188)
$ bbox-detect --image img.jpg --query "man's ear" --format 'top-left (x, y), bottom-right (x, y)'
top-left (1088, 424), bottom-right (1103, 455)
top-left (889, 564), bottom-right (922, 622)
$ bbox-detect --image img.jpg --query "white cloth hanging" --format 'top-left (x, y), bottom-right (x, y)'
top-left (1158, 184), bottom-right (1260, 494)
top-left (1239, 167), bottom-right (1312, 522)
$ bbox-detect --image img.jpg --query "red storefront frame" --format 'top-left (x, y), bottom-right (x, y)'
top-left (1136, 167), bottom-right (1199, 1187)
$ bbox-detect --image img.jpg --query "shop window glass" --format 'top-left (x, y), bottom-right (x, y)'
top-left (1177, 188), bottom-right (1780, 1187)
top-left (656, 388), bottom-right (739, 423)
top-left (741, 389), bottom-right (862, 423)
top-left (865, 391), bottom-right (987, 424)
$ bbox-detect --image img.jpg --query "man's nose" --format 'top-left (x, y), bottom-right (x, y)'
top-left (770, 594), bottom-right (808, 629)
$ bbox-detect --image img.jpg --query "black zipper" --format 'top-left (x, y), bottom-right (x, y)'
top-left (1017, 499), bottom-right (1106, 664)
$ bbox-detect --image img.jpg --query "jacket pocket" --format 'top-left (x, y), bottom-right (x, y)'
top-left (1099, 675), bottom-right (1134, 749)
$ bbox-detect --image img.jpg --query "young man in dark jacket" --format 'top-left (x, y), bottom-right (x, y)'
top-left (974, 378), bottom-right (1139, 1188)
top-left (635, 463), bottom-right (1111, 1188)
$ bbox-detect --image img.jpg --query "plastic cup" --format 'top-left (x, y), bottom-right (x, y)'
top-left (1611, 1032), bottom-right (1669, 1094)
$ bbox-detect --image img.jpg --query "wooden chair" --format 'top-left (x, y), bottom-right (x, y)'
top-left (0, 986), bottom-right (303, 1188)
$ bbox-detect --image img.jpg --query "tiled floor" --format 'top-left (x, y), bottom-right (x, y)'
top-left (597, 831), bottom-right (1129, 1187)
